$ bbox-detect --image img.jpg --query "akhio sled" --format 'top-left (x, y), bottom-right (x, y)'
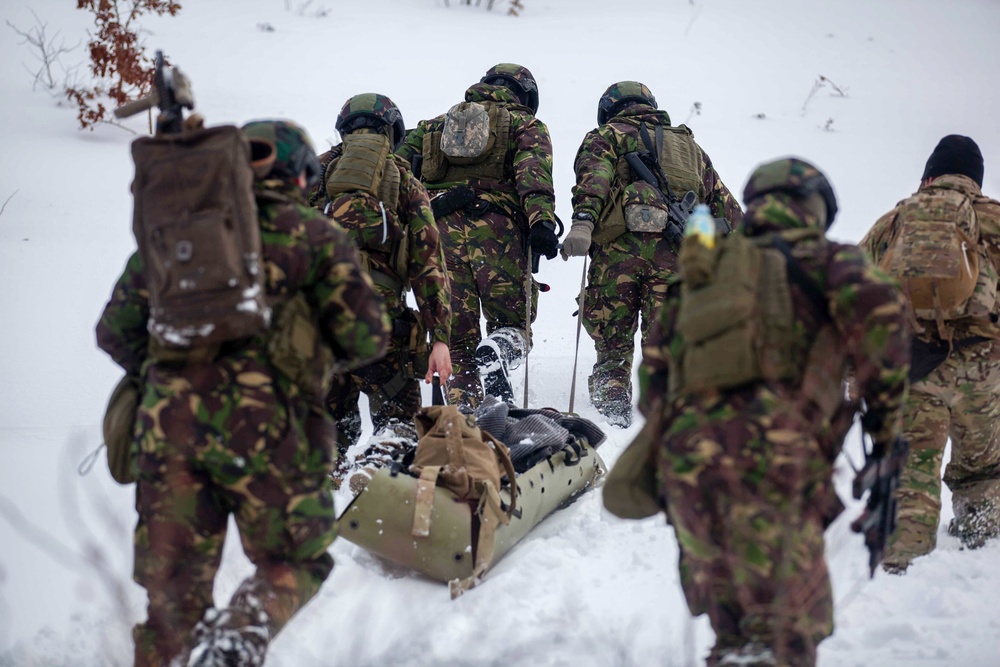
top-left (337, 402), bottom-right (606, 596)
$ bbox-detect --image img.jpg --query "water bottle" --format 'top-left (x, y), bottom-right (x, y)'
top-left (685, 203), bottom-right (716, 249)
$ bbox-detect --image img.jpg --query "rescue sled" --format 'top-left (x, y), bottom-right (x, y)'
top-left (337, 404), bottom-right (606, 596)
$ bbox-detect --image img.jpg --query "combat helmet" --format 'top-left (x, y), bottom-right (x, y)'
top-left (481, 63), bottom-right (539, 114)
top-left (743, 157), bottom-right (839, 228)
top-left (597, 81), bottom-right (657, 125)
top-left (242, 119), bottom-right (323, 188)
top-left (335, 93), bottom-right (406, 150)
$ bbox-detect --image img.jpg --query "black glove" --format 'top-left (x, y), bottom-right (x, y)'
top-left (529, 219), bottom-right (559, 260)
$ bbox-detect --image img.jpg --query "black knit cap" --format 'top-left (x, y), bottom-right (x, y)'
top-left (922, 135), bottom-right (984, 186)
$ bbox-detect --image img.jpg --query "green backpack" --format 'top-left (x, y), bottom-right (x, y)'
top-left (670, 229), bottom-right (823, 398)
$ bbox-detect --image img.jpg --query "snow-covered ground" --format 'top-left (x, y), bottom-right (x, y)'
top-left (1, 0), bottom-right (998, 665)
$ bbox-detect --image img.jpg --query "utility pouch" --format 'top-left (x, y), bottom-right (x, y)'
top-left (421, 130), bottom-right (447, 182)
top-left (623, 181), bottom-right (670, 233)
top-left (396, 308), bottom-right (430, 380)
top-left (591, 179), bottom-right (627, 246)
top-left (267, 293), bottom-right (335, 400)
top-left (103, 374), bottom-right (141, 485)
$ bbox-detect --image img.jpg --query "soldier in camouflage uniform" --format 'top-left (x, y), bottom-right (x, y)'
top-left (311, 94), bottom-right (452, 475)
top-left (639, 158), bottom-right (909, 666)
top-left (860, 135), bottom-right (1000, 572)
top-left (564, 81), bottom-right (743, 427)
top-left (97, 120), bottom-right (390, 667)
top-left (396, 64), bottom-right (559, 408)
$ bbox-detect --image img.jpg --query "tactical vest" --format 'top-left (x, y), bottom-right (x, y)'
top-left (878, 185), bottom-right (998, 339)
top-left (668, 228), bottom-right (825, 400)
top-left (420, 101), bottom-right (512, 184)
top-left (322, 137), bottom-right (410, 294)
top-left (613, 119), bottom-right (707, 200)
top-left (592, 120), bottom-right (707, 246)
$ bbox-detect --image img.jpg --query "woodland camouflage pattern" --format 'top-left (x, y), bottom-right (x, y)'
top-left (573, 103), bottom-right (743, 423)
top-left (96, 181), bottom-right (390, 666)
top-left (317, 145), bottom-right (452, 457)
top-left (397, 83), bottom-right (554, 407)
top-left (639, 190), bottom-right (909, 666)
top-left (860, 174), bottom-right (1000, 568)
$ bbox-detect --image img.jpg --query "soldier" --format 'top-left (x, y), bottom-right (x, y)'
top-left (860, 135), bottom-right (1000, 572)
top-left (563, 81), bottom-right (743, 427)
top-left (639, 158), bottom-right (909, 666)
top-left (97, 120), bottom-right (390, 666)
top-left (311, 93), bottom-right (453, 475)
top-left (396, 63), bottom-right (559, 408)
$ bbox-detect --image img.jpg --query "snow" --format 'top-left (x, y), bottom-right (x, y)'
top-left (1, 0), bottom-right (999, 665)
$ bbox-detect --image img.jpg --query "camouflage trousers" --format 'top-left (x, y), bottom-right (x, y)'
top-left (131, 361), bottom-right (337, 667)
top-left (885, 339), bottom-right (1000, 568)
top-left (326, 327), bottom-right (422, 476)
top-left (440, 209), bottom-right (537, 408)
top-left (584, 232), bottom-right (677, 423)
top-left (656, 401), bottom-right (834, 667)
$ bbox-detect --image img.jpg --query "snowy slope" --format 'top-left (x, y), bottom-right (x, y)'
top-left (1, 0), bottom-right (998, 665)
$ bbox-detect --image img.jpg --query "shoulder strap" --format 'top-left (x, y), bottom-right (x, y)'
top-left (770, 235), bottom-right (831, 322)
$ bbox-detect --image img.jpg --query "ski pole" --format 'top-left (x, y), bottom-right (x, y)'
top-left (524, 247), bottom-right (532, 409)
top-left (568, 255), bottom-right (588, 414)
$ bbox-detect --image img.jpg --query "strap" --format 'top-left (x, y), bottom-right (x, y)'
top-left (411, 465), bottom-right (440, 537)
top-left (485, 433), bottom-right (518, 520)
top-left (770, 235), bottom-right (830, 322)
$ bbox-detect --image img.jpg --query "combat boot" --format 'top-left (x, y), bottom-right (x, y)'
top-left (187, 601), bottom-right (270, 667)
top-left (476, 327), bottom-right (527, 404)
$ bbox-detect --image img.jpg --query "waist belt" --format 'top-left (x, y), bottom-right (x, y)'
top-left (369, 268), bottom-right (404, 296)
top-left (430, 185), bottom-right (508, 220)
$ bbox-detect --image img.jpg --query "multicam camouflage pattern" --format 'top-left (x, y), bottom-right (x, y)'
top-left (397, 82), bottom-right (554, 408)
top-left (96, 182), bottom-right (390, 667)
top-left (572, 103), bottom-right (743, 422)
top-left (884, 341), bottom-right (1000, 565)
top-left (320, 148), bottom-right (452, 455)
top-left (861, 174), bottom-right (1000, 568)
top-left (639, 188), bottom-right (910, 665)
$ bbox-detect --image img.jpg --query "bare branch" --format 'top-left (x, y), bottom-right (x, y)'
top-left (0, 190), bottom-right (17, 218)
top-left (6, 10), bottom-right (80, 92)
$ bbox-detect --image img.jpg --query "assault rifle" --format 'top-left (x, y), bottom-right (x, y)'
top-left (850, 433), bottom-right (910, 577)
top-left (624, 151), bottom-right (697, 249)
top-left (114, 50), bottom-right (195, 134)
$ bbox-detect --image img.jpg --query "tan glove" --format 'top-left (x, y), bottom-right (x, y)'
top-left (560, 218), bottom-right (594, 259)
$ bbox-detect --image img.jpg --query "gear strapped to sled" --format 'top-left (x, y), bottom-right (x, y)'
top-left (337, 403), bottom-right (606, 597)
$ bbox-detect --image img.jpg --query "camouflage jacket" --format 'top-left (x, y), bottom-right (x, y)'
top-left (639, 193), bottom-right (910, 445)
top-left (96, 182), bottom-right (391, 401)
top-left (396, 83), bottom-right (556, 229)
top-left (314, 146), bottom-right (452, 346)
top-left (860, 173), bottom-right (1000, 341)
top-left (571, 104), bottom-right (743, 227)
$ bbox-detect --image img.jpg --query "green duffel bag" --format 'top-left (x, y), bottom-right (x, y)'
top-left (102, 374), bottom-right (141, 485)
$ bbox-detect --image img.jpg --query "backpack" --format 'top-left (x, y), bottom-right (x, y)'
top-left (421, 101), bottom-right (511, 184)
top-left (130, 125), bottom-right (267, 350)
top-left (409, 405), bottom-right (517, 596)
top-left (878, 187), bottom-right (995, 337)
top-left (670, 229), bottom-right (823, 398)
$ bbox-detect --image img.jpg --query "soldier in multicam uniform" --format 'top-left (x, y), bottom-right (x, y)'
top-left (562, 81), bottom-right (743, 427)
top-left (97, 120), bottom-right (390, 667)
top-left (396, 63), bottom-right (559, 409)
top-left (311, 94), bottom-right (452, 476)
top-left (639, 158), bottom-right (909, 666)
top-left (860, 135), bottom-right (1000, 572)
